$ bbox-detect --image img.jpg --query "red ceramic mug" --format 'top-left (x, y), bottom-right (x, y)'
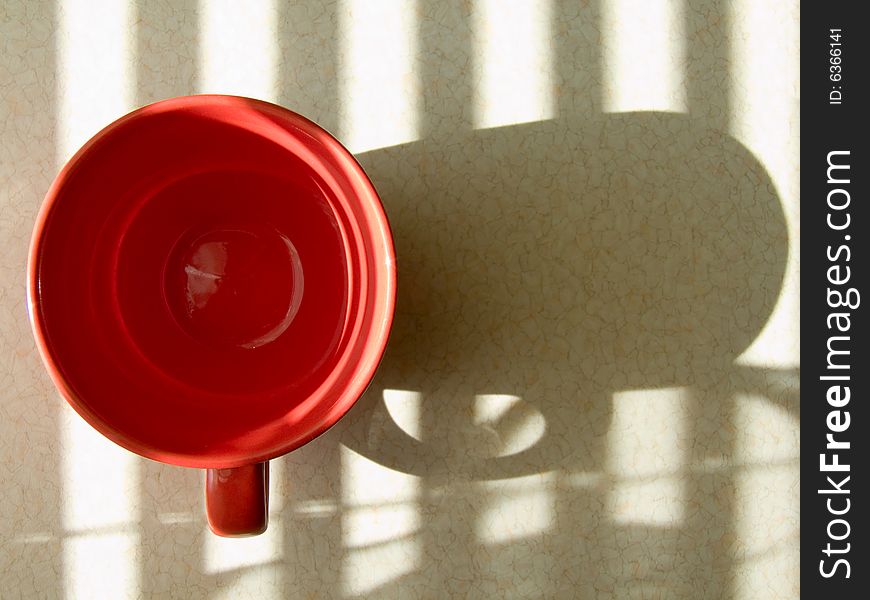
top-left (27, 96), bottom-right (396, 536)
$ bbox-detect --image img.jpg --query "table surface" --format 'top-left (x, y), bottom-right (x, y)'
top-left (1, 1), bottom-right (799, 598)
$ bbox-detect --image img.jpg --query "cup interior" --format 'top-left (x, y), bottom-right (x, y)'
top-left (29, 97), bottom-right (395, 467)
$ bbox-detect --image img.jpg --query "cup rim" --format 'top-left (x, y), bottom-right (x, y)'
top-left (27, 95), bottom-right (397, 468)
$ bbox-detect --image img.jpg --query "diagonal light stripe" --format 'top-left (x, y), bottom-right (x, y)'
top-left (338, 0), bottom-right (419, 152)
top-left (731, 0), bottom-right (800, 369)
top-left (57, 0), bottom-right (134, 161)
top-left (601, 0), bottom-right (686, 112)
top-left (607, 388), bottom-right (689, 525)
top-left (341, 446), bottom-right (421, 596)
top-left (473, 0), bottom-right (554, 128)
top-left (199, 0), bottom-right (278, 100)
top-left (57, 2), bottom-right (140, 597)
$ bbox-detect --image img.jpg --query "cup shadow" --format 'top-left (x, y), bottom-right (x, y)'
top-left (334, 110), bottom-right (789, 598)
top-left (345, 111), bottom-right (788, 476)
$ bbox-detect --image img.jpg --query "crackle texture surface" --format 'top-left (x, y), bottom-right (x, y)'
top-left (1, 1), bottom-right (798, 598)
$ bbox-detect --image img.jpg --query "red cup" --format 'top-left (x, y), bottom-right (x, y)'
top-left (27, 96), bottom-right (396, 536)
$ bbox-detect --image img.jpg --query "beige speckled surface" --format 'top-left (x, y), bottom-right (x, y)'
top-left (1, 1), bottom-right (798, 598)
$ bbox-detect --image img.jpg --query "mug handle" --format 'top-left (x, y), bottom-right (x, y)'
top-left (205, 462), bottom-right (269, 536)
